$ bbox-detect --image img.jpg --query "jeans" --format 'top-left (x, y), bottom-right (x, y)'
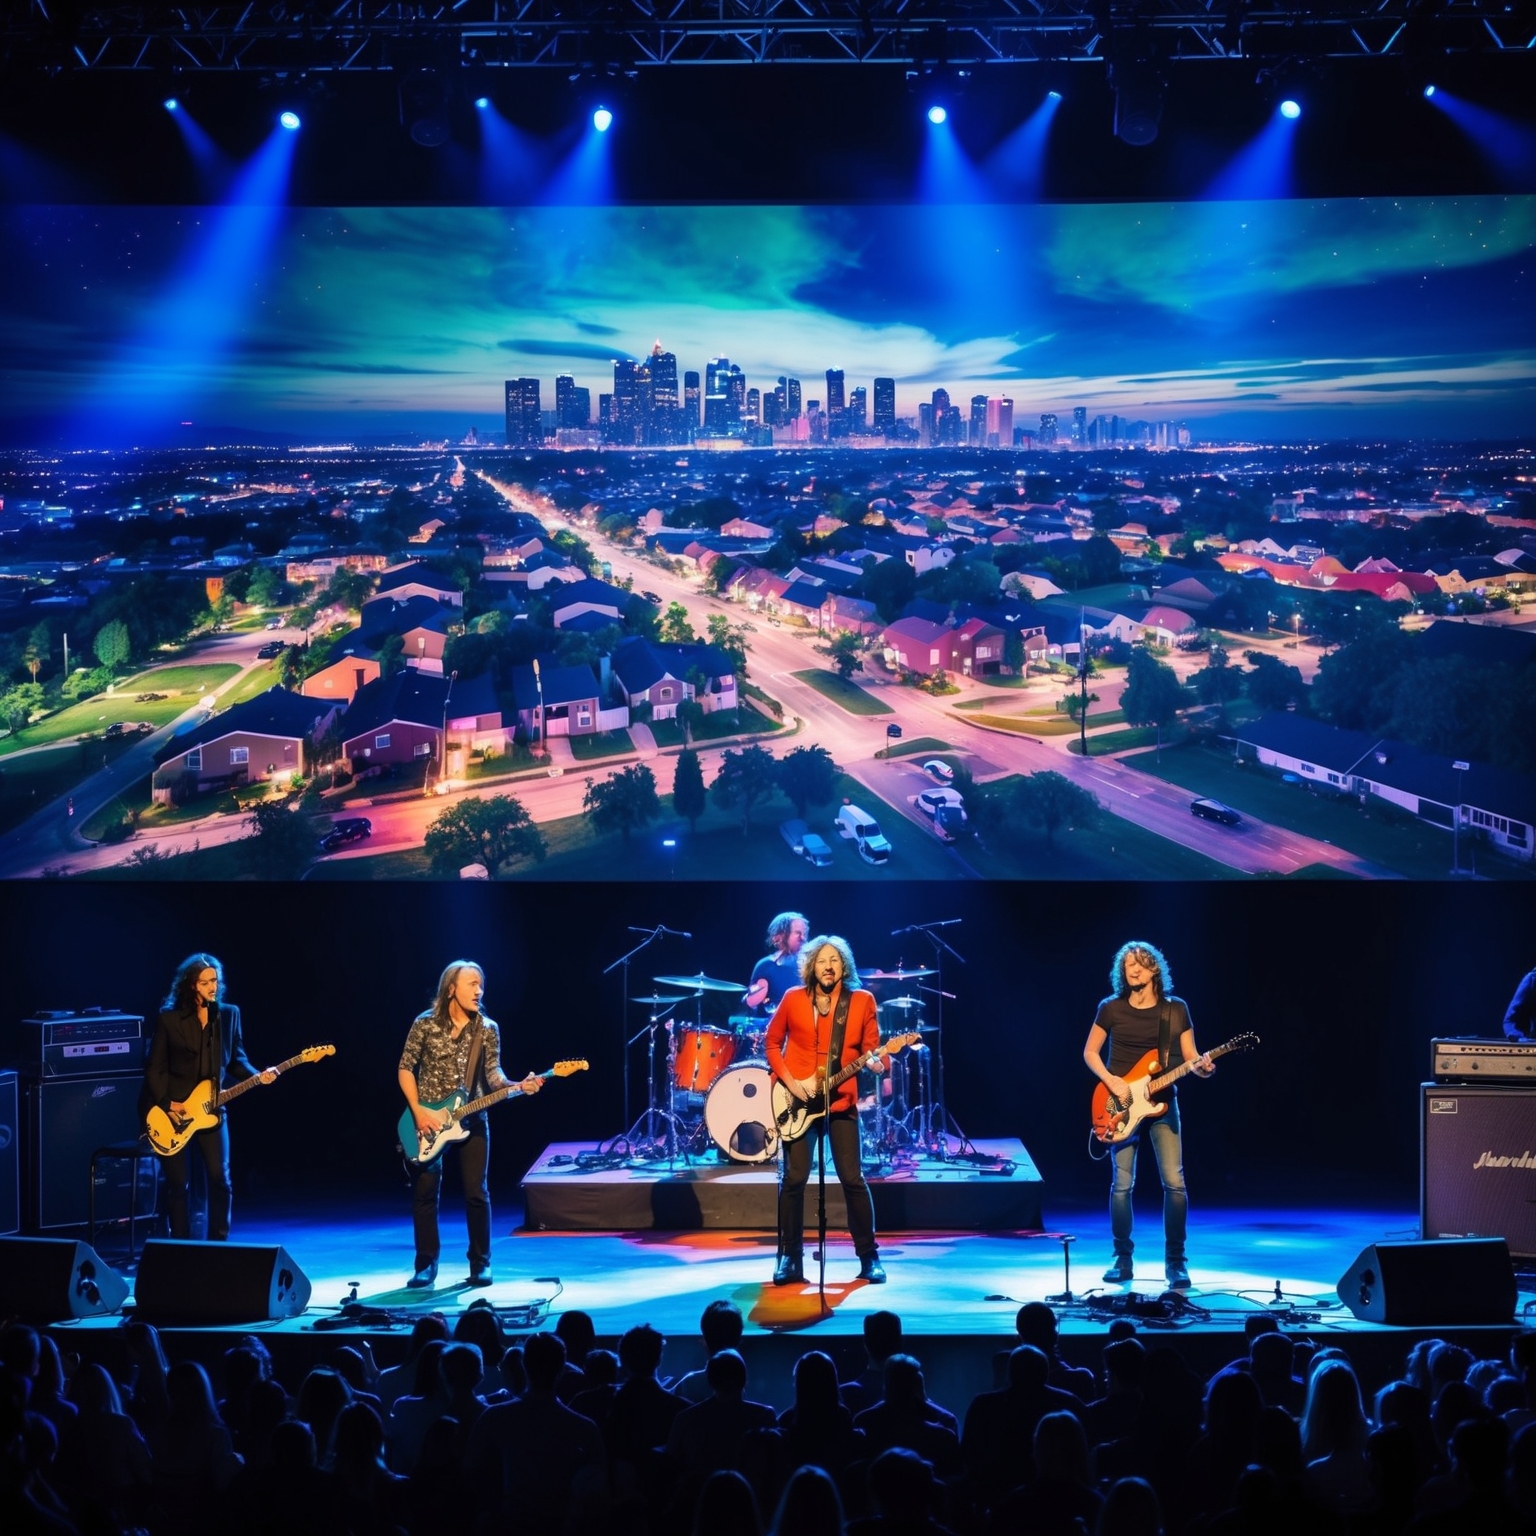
top-left (1108, 1095), bottom-right (1187, 1263)
top-left (411, 1113), bottom-right (491, 1270)
top-left (778, 1110), bottom-right (877, 1259)
top-left (163, 1119), bottom-right (232, 1241)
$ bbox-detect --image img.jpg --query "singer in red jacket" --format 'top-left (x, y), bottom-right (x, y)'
top-left (764, 935), bottom-right (885, 1286)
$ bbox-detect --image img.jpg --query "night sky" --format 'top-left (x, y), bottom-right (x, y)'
top-left (2, 198), bottom-right (1533, 446)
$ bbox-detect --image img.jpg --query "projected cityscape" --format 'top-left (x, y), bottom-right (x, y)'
top-left (0, 198), bottom-right (1533, 882)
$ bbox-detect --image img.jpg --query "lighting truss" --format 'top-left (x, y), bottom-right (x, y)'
top-left (7, 0), bottom-right (1535, 74)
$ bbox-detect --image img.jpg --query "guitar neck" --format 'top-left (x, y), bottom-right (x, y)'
top-left (1147, 1041), bottom-right (1238, 1095)
top-left (824, 1043), bottom-right (892, 1095)
top-left (215, 1051), bottom-right (308, 1106)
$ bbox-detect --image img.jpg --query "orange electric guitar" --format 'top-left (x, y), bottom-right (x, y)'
top-left (1091, 1033), bottom-right (1258, 1144)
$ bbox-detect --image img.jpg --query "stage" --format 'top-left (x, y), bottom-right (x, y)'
top-left (50, 1194), bottom-right (1533, 1417)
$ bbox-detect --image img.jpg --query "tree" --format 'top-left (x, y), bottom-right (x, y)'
top-left (777, 744), bottom-right (838, 819)
top-left (1079, 535), bottom-right (1123, 588)
top-left (246, 800), bottom-right (320, 879)
top-left (1311, 628), bottom-right (1412, 731)
top-left (1003, 627), bottom-right (1026, 675)
top-left (0, 682), bottom-right (43, 736)
top-left (1120, 647), bottom-right (1188, 760)
top-left (856, 556), bottom-right (918, 623)
top-left (424, 794), bottom-right (546, 878)
top-left (1192, 647), bottom-right (1243, 725)
top-left (705, 612), bottom-right (753, 677)
top-left (711, 744), bottom-right (781, 834)
top-left (1243, 651), bottom-right (1306, 714)
top-left (659, 602), bottom-right (697, 644)
top-left (676, 696), bottom-right (705, 744)
top-left (247, 567), bottom-right (283, 609)
top-left (23, 621), bottom-right (49, 683)
top-left (822, 630), bottom-right (863, 681)
top-left (672, 748), bottom-right (707, 830)
top-left (326, 569), bottom-right (376, 613)
top-left (582, 764), bottom-right (661, 843)
top-left (1061, 690), bottom-right (1100, 722)
top-left (1010, 771), bottom-right (1101, 848)
top-left (93, 619), bottom-right (130, 674)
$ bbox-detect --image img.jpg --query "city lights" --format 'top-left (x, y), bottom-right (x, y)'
top-left (593, 106), bottom-right (614, 133)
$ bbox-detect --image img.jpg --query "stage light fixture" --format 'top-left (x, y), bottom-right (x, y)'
top-left (279, 111), bottom-right (300, 131)
top-left (927, 104), bottom-right (948, 125)
top-left (1279, 99), bottom-right (1301, 120)
top-left (1423, 84), bottom-right (1437, 99)
top-left (1110, 60), bottom-right (1164, 147)
top-left (1048, 91), bottom-right (1063, 102)
top-left (593, 106), bottom-right (613, 133)
top-left (164, 98), bottom-right (179, 113)
top-left (399, 66), bottom-right (451, 148)
top-left (475, 96), bottom-right (490, 111)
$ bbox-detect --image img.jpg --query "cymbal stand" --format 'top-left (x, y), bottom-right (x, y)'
top-left (601, 923), bottom-right (688, 1153)
top-left (625, 1016), bottom-right (692, 1167)
top-left (895, 919), bottom-right (969, 1161)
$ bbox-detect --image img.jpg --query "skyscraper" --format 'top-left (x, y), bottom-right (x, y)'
top-left (780, 376), bottom-right (802, 419)
top-left (848, 386), bottom-right (867, 433)
top-left (556, 374), bottom-right (577, 429)
top-left (612, 360), bottom-right (645, 445)
top-left (504, 378), bottom-right (541, 447)
top-left (826, 368), bottom-right (846, 438)
top-left (986, 397), bottom-right (1014, 449)
top-left (1073, 406), bottom-right (1087, 446)
top-left (649, 343), bottom-right (678, 410)
top-left (1039, 412), bottom-right (1058, 447)
top-left (969, 395), bottom-right (988, 446)
top-left (684, 371), bottom-right (701, 433)
top-left (873, 378), bottom-right (896, 435)
top-left (745, 387), bottom-right (761, 424)
top-left (706, 356), bottom-right (730, 400)
top-left (726, 365), bottom-right (746, 429)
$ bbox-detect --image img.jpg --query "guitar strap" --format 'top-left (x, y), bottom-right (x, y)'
top-left (825, 989), bottom-right (852, 1100)
top-left (1156, 1000), bottom-right (1173, 1075)
top-left (463, 1016), bottom-right (485, 1099)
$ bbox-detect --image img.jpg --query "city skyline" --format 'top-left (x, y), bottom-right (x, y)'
top-left (2, 198), bottom-right (1534, 447)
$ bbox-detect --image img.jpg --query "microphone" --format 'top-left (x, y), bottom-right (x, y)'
top-left (891, 925), bottom-right (913, 937)
top-left (659, 926), bottom-right (692, 938)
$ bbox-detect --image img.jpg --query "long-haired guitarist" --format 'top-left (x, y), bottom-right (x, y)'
top-left (144, 953), bottom-right (275, 1241)
top-left (1083, 941), bottom-right (1213, 1292)
top-left (764, 935), bottom-right (886, 1287)
top-left (397, 960), bottom-right (541, 1290)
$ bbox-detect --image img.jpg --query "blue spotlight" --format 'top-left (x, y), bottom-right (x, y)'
top-left (164, 98), bottom-right (180, 113)
top-left (475, 96), bottom-right (490, 111)
top-left (1279, 99), bottom-right (1301, 120)
top-left (927, 104), bottom-right (948, 125)
top-left (279, 110), bottom-right (300, 131)
top-left (1423, 84), bottom-right (1437, 99)
top-left (592, 106), bottom-right (613, 133)
top-left (1048, 90), bottom-right (1063, 102)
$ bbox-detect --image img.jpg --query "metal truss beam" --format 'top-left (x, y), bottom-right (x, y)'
top-left (6, 0), bottom-right (1535, 73)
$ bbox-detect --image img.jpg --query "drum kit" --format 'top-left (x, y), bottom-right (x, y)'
top-left (622, 963), bottom-right (951, 1170)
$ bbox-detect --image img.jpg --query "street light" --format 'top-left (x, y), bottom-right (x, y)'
top-left (532, 657), bottom-right (545, 762)
top-left (1452, 759), bottom-right (1469, 874)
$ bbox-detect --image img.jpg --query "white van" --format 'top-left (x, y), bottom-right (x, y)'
top-left (835, 802), bottom-right (892, 865)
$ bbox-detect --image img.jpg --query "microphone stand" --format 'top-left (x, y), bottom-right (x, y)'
top-left (897, 919), bottom-right (968, 1161)
top-left (815, 1005), bottom-right (832, 1315)
top-left (601, 924), bottom-right (684, 1155)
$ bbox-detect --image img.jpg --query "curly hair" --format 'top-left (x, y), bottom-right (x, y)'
top-left (766, 911), bottom-right (809, 952)
top-left (1109, 941), bottom-right (1172, 1000)
top-left (798, 935), bottom-right (861, 992)
top-left (163, 953), bottom-right (223, 1013)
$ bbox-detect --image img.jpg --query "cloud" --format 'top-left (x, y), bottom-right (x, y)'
top-left (498, 339), bottom-right (638, 363)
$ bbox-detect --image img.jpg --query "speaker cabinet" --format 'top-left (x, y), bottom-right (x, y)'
top-left (1336, 1236), bottom-right (1516, 1325)
top-left (1422, 1083), bottom-right (1536, 1259)
top-left (0, 1072), bottom-right (18, 1235)
top-left (133, 1240), bottom-right (312, 1324)
top-left (25, 1073), bottom-right (157, 1230)
top-left (0, 1236), bottom-right (129, 1320)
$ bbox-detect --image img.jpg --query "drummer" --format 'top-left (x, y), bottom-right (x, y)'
top-left (743, 912), bottom-right (809, 1019)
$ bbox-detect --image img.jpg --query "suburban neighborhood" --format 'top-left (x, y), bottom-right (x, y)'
top-left (0, 439), bottom-right (1532, 880)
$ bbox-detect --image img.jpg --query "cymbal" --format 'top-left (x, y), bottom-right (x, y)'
top-left (879, 996), bottom-right (924, 1011)
top-left (863, 966), bottom-right (936, 981)
top-left (655, 972), bottom-right (747, 993)
top-left (632, 993), bottom-right (692, 1005)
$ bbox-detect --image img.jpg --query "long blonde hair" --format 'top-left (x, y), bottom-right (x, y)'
top-left (798, 935), bottom-right (861, 992)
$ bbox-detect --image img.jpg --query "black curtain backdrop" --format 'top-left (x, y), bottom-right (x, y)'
top-left (6, 880), bottom-right (1532, 1216)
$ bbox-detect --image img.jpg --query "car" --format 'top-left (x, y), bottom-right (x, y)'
top-left (256, 641), bottom-right (287, 659)
top-left (1190, 798), bottom-right (1243, 827)
top-left (779, 818), bottom-right (808, 855)
top-left (264, 617), bottom-right (286, 630)
top-left (915, 787), bottom-right (969, 841)
top-left (835, 801), bottom-right (892, 866)
top-left (921, 759), bottom-right (955, 783)
top-left (800, 832), bottom-right (834, 868)
top-left (320, 816), bottom-right (372, 852)
top-left (641, 591), bottom-right (663, 605)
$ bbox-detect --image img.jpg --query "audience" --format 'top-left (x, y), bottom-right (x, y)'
top-left (2, 1298), bottom-right (1530, 1536)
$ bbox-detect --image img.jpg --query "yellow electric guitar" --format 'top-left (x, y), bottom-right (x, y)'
top-left (145, 1044), bottom-right (336, 1156)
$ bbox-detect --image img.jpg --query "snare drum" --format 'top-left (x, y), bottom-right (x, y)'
top-left (673, 1026), bottom-right (735, 1095)
top-left (704, 1063), bottom-right (779, 1163)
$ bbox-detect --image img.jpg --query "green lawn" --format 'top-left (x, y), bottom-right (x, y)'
top-left (221, 660), bottom-right (284, 706)
top-left (1121, 742), bottom-right (1536, 880)
top-left (791, 669), bottom-right (894, 716)
top-left (568, 728), bottom-right (635, 761)
top-left (969, 714), bottom-right (1081, 737)
top-left (882, 737), bottom-right (952, 758)
top-left (1, 662), bottom-right (242, 756)
top-left (1068, 725), bottom-right (1185, 755)
top-left (0, 738), bottom-right (142, 834)
top-left (647, 701), bottom-right (785, 748)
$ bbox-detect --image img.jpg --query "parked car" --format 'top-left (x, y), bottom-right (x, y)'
top-left (320, 816), bottom-right (372, 852)
top-left (915, 787), bottom-right (968, 841)
top-left (1190, 798), bottom-right (1242, 826)
top-left (800, 832), bottom-right (834, 868)
top-left (256, 641), bottom-right (287, 659)
top-left (780, 818), bottom-right (808, 855)
top-left (641, 590), bottom-right (663, 605)
top-left (835, 802), bottom-right (892, 866)
top-left (781, 819), bottom-right (834, 867)
top-left (921, 759), bottom-right (955, 783)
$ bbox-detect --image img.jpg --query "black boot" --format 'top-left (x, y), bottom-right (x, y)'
top-left (858, 1253), bottom-right (887, 1284)
top-left (406, 1260), bottom-right (438, 1289)
top-left (1101, 1255), bottom-right (1134, 1283)
top-left (773, 1252), bottom-right (804, 1286)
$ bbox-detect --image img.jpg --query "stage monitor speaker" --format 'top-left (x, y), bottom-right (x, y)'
top-left (1335, 1237), bottom-right (1516, 1325)
top-left (0, 1072), bottom-right (18, 1234)
top-left (1422, 1083), bottom-right (1536, 1259)
top-left (133, 1239), bottom-right (311, 1324)
top-left (0, 1236), bottom-right (129, 1320)
top-left (25, 1072), bottom-right (155, 1230)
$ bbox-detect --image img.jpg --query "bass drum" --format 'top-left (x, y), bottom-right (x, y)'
top-left (704, 1063), bottom-right (780, 1164)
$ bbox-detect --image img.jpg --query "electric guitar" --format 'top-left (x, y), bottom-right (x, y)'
top-left (398, 1059), bottom-right (588, 1165)
top-left (771, 1033), bottom-right (921, 1143)
top-left (1091, 1033), bottom-right (1258, 1144)
top-left (145, 1045), bottom-right (336, 1156)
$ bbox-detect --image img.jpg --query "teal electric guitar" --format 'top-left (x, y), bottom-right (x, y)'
top-left (397, 1059), bottom-right (588, 1165)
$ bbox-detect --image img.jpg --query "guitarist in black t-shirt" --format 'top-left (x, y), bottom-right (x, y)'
top-left (1083, 941), bottom-right (1213, 1291)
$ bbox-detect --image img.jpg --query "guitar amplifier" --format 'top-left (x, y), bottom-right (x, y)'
top-left (1421, 1083), bottom-right (1536, 1260)
top-left (1432, 1037), bottom-right (1536, 1083)
top-left (23, 1012), bottom-right (147, 1077)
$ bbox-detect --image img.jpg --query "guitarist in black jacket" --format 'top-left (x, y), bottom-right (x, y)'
top-left (144, 953), bottom-right (273, 1240)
